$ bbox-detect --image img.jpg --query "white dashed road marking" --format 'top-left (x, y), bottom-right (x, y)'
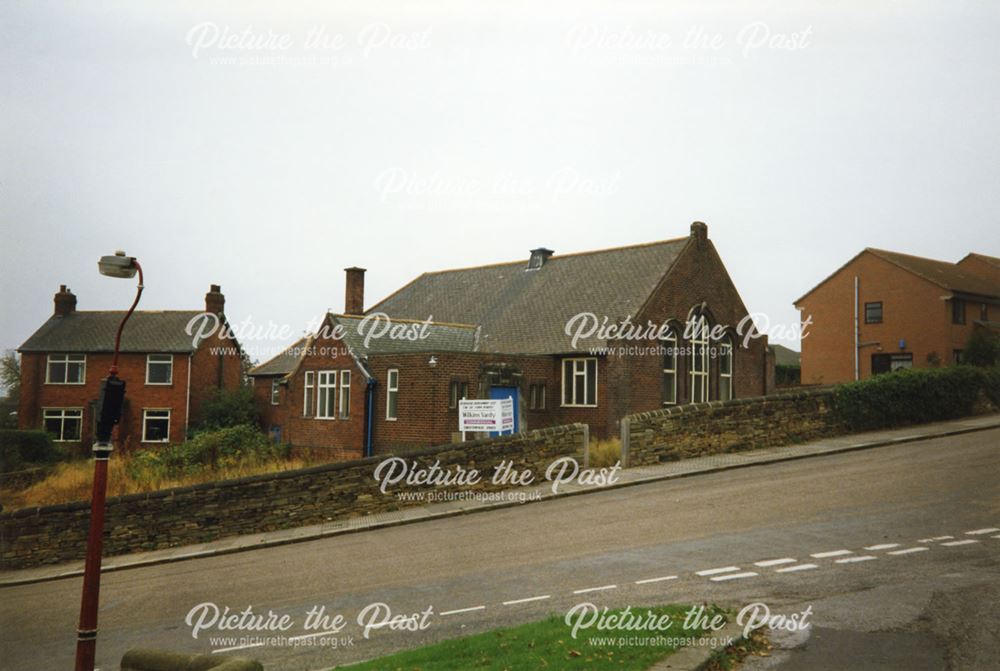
top-left (440, 606), bottom-right (486, 616)
top-left (775, 563), bottom-right (818, 573)
top-left (864, 544), bottom-right (900, 551)
top-left (888, 547), bottom-right (929, 555)
top-left (754, 558), bottom-right (797, 567)
top-left (941, 539), bottom-right (980, 547)
top-left (503, 595), bottom-right (550, 605)
top-left (573, 584), bottom-right (618, 594)
top-left (919, 536), bottom-right (954, 543)
top-left (696, 566), bottom-right (741, 577)
top-left (965, 528), bottom-right (1000, 535)
top-left (835, 555), bottom-right (877, 564)
top-left (811, 550), bottom-right (853, 559)
top-left (710, 572), bottom-right (758, 582)
top-left (635, 575), bottom-right (678, 585)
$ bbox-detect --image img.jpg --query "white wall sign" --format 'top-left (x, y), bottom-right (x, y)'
top-left (459, 398), bottom-right (514, 434)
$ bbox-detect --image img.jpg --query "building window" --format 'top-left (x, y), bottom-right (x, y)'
top-left (270, 379), bottom-right (281, 405)
top-left (953, 349), bottom-right (964, 365)
top-left (317, 371), bottom-right (337, 419)
top-left (142, 409), bottom-right (170, 442)
top-left (449, 380), bottom-right (469, 409)
top-left (864, 302), bottom-right (883, 324)
top-left (662, 331), bottom-right (677, 405)
top-left (146, 354), bottom-right (173, 384)
top-left (339, 370), bottom-right (351, 419)
top-left (719, 339), bottom-right (733, 401)
top-left (562, 358), bottom-right (597, 407)
top-left (46, 354), bottom-right (86, 384)
top-left (386, 369), bottom-right (399, 420)
top-left (303, 371), bottom-right (315, 417)
top-left (981, 303), bottom-right (988, 322)
top-left (529, 383), bottom-right (546, 410)
top-left (952, 299), bottom-right (966, 325)
top-left (689, 316), bottom-right (709, 404)
top-left (43, 408), bottom-right (82, 442)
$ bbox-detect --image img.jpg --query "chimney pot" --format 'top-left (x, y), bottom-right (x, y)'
top-left (205, 284), bottom-right (225, 315)
top-left (344, 267), bottom-right (366, 315)
top-left (54, 285), bottom-right (77, 316)
top-left (528, 248), bottom-right (554, 270)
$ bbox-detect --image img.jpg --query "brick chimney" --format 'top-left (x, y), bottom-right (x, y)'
top-left (344, 267), bottom-right (366, 315)
top-left (205, 284), bottom-right (225, 315)
top-left (690, 221), bottom-right (708, 248)
top-left (54, 285), bottom-right (77, 316)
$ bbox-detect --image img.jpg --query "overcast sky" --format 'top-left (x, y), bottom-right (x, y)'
top-left (2, 1), bottom-right (998, 365)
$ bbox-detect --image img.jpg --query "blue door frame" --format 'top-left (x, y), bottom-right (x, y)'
top-left (488, 386), bottom-right (519, 436)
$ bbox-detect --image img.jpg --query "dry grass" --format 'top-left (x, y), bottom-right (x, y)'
top-left (0, 453), bottom-right (315, 511)
top-left (589, 438), bottom-right (623, 467)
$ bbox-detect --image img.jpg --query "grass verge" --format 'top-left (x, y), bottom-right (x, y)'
top-left (341, 604), bottom-right (726, 671)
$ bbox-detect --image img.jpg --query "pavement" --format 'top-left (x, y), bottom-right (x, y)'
top-left (3, 412), bottom-right (998, 589)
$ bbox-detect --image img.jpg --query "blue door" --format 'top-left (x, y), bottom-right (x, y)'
top-left (489, 386), bottom-right (519, 436)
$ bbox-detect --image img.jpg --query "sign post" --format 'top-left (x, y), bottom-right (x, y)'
top-left (459, 398), bottom-right (514, 439)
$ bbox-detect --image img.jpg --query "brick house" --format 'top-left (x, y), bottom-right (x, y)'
top-left (251, 222), bottom-right (773, 458)
top-left (794, 249), bottom-right (1000, 385)
top-left (17, 284), bottom-right (244, 449)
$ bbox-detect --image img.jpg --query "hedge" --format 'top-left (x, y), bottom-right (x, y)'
top-left (0, 430), bottom-right (60, 473)
top-left (831, 365), bottom-right (1000, 432)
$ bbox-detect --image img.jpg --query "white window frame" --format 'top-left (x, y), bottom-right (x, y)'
top-left (145, 353), bottom-right (174, 385)
top-left (303, 371), bottom-right (315, 417)
top-left (142, 409), bottom-right (171, 443)
top-left (663, 331), bottom-right (677, 405)
top-left (45, 353), bottom-right (86, 385)
top-left (386, 369), bottom-right (399, 420)
top-left (719, 338), bottom-right (733, 401)
top-left (339, 370), bottom-right (351, 419)
top-left (317, 371), bottom-right (337, 419)
top-left (42, 408), bottom-right (83, 442)
top-left (689, 316), bottom-right (709, 404)
top-left (270, 379), bottom-right (281, 405)
top-left (561, 357), bottom-right (598, 407)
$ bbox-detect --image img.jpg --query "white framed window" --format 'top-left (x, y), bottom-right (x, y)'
top-left (46, 354), bottom-right (86, 384)
top-left (689, 316), bottom-right (709, 404)
top-left (303, 371), bottom-right (315, 417)
top-left (270, 379), bottom-right (281, 405)
top-left (449, 380), bottom-right (469, 409)
top-left (561, 358), bottom-right (597, 407)
top-left (142, 409), bottom-right (170, 442)
top-left (317, 371), bottom-right (337, 419)
top-left (663, 331), bottom-right (677, 405)
top-left (146, 354), bottom-right (173, 385)
top-left (719, 338), bottom-right (733, 401)
top-left (386, 369), bottom-right (399, 420)
top-left (339, 370), bottom-right (351, 419)
top-left (43, 408), bottom-right (83, 441)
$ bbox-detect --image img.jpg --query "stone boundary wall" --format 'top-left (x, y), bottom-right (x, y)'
top-left (1, 424), bottom-right (587, 570)
top-left (622, 389), bottom-right (842, 467)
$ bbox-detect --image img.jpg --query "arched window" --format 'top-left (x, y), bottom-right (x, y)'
top-left (662, 329), bottom-right (677, 405)
top-left (719, 337), bottom-right (733, 401)
top-left (689, 315), bottom-right (709, 403)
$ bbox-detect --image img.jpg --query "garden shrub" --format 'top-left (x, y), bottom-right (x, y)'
top-left (0, 429), bottom-right (60, 471)
top-left (126, 424), bottom-right (284, 481)
top-left (831, 365), bottom-right (999, 432)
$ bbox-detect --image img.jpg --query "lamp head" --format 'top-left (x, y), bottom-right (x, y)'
top-left (98, 251), bottom-right (138, 279)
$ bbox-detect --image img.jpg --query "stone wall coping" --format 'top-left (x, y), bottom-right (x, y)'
top-left (0, 422), bottom-right (586, 520)
top-left (625, 387), bottom-right (836, 423)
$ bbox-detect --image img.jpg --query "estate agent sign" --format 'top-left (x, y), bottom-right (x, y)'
top-left (459, 398), bottom-right (514, 437)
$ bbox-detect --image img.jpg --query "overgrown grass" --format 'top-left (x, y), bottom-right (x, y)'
top-left (0, 425), bottom-right (314, 511)
top-left (590, 438), bottom-right (622, 468)
top-left (343, 605), bottom-right (724, 671)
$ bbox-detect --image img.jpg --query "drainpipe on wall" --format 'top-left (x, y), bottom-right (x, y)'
top-left (185, 353), bottom-right (193, 436)
top-left (364, 378), bottom-right (376, 458)
top-left (854, 276), bottom-right (860, 381)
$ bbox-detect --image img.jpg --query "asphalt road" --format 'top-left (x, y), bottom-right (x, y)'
top-left (2, 428), bottom-right (999, 671)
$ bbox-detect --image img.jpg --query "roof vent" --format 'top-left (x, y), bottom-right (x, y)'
top-left (528, 248), bottom-right (554, 270)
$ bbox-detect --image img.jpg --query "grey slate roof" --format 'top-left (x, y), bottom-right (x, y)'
top-left (248, 316), bottom-right (479, 378)
top-left (368, 238), bottom-right (690, 354)
top-left (769, 344), bottom-right (801, 367)
top-left (19, 311), bottom-right (206, 353)
top-left (249, 336), bottom-right (311, 376)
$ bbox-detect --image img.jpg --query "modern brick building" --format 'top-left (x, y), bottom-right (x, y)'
top-left (794, 249), bottom-right (1000, 385)
top-left (17, 284), bottom-right (244, 449)
top-left (251, 221), bottom-right (774, 458)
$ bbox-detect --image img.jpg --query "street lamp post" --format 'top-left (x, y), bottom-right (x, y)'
top-left (75, 251), bottom-right (143, 671)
